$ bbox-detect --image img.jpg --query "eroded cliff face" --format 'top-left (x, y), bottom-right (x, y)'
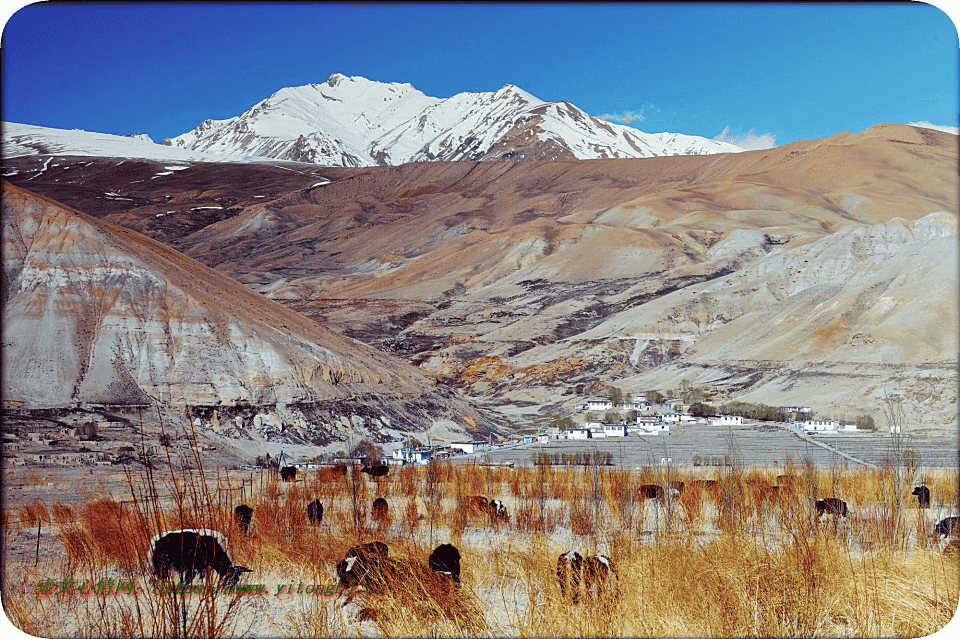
top-left (2, 182), bottom-right (499, 442)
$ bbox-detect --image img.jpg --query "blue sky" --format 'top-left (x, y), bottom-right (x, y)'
top-left (2, 3), bottom-right (958, 149)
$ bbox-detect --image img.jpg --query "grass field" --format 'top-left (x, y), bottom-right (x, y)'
top-left (3, 448), bottom-right (959, 638)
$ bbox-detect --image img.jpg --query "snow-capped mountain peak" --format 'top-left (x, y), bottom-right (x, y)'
top-left (3, 74), bottom-right (745, 166)
top-left (164, 74), bottom-right (744, 165)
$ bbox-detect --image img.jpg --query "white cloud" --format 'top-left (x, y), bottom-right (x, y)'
top-left (599, 110), bottom-right (646, 124)
top-left (713, 126), bottom-right (777, 150)
top-left (907, 121), bottom-right (959, 135)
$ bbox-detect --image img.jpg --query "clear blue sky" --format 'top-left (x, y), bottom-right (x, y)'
top-left (2, 3), bottom-right (958, 148)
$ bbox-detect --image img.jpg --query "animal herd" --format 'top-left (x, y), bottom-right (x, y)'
top-left (148, 475), bottom-right (957, 619)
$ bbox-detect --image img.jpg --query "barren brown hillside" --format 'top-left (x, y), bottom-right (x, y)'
top-left (2, 182), bottom-right (501, 460)
top-left (3, 123), bottom-right (957, 432)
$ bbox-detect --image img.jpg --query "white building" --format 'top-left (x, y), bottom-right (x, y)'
top-left (392, 447), bottom-right (435, 464)
top-left (603, 424), bottom-right (626, 437)
top-left (450, 441), bottom-right (490, 454)
top-left (568, 429), bottom-right (591, 440)
top-left (801, 419), bottom-right (839, 432)
top-left (713, 415), bottom-right (744, 426)
top-left (622, 400), bottom-right (647, 411)
top-left (586, 398), bottom-right (614, 412)
top-left (784, 406), bottom-right (812, 414)
top-left (636, 421), bottom-right (670, 435)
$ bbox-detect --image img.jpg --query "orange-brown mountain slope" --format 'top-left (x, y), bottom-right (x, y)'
top-left (3, 123), bottom-right (957, 432)
top-left (2, 182), bottom-right (501, 451)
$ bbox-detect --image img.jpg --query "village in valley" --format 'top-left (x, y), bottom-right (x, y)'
top-left (4, 382), bottom-right (943, 474)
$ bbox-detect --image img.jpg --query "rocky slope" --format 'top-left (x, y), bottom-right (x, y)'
top-left (162, 73), bottom-right (744, 165)
top-left (2, 182), bottom-right (501, 456)
top-left (3, 123), bottom-right (956, 434)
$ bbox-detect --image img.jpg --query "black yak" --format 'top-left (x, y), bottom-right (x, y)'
top-left (149, 529), bottom-right (251, 585)
top-left (307, 499), bottom-right (324, 524)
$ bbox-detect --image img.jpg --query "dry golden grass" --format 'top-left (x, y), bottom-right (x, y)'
top-left (3, 457), bottom-right (958, 637)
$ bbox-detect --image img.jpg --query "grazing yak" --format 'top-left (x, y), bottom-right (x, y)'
top-left (149, 529), bottom-right (252, 585)
top-left (467, 496), bottom-right (489, 514)
top-left (337, 541), bottom-right (462, 590)
top-left (912, 486), bottom-right (931, 509)
top-left (935, 516), bottom-right (960, 539)
top-left (428, 543), bottom-right (461, 584)
top-left (280, 466), bottom-right (297, 482)
top-left (557, 550), bottom-right (617, 603)
top-left (815, 498), bottom-right (848, 519)
top-left (307, 499), bottom-right (324, 524)
top-left (556, 550), bottom-right (584, 602)
top-left (488, 499), bottom-right (509, 522)
top-left (234, 504), bottom-right (253, 535)
top-left (638, 484), bottom-right (665, 503)
top-left (372, 497), bottom-right (389, 521)
top-left (337, 542), bottom-right (471, 627)
top-left (465, 496), bottom-right (507, 522)
top-left (361, 465), bottom-right (389, 479)
top-left (690, 479), bottom-right (720, 494)
top-left (337, 541), bottom-right (391, 588)
top-left (583, 554), bottom-right (618, 598)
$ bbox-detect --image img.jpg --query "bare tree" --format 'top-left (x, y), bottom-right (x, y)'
top-left (882, 394), bottom-right (918, 551)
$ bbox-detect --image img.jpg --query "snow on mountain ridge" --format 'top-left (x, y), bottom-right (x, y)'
top-left (167, 73), bottom-right (745, 165)
top-left (3, 74), bottom-right (746, 166)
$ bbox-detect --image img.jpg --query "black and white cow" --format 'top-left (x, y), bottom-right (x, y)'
top-left (149, 529), bottom-right (251, 585)
top-left (307, 499), bottom-right (324, 524)
top-left (935, 516), bottom-right (960, 539)
top-left (815, 498), bottom-right (848, 519)
top-left (488, 499), bottom-right (509, 523)
top-left (336, 541), bottom-right (391, 588)
top-left (556, 550), bottom-right (584, 602)
top-left (912, 486), bottom-right (931, 509)
top-left (428, 543), bottom-right (461, 584)
top-left (583, 554), bottom-right (618, 599)
top-left (557, 550), bottom-right (618, 603)
top-left (234, 504), bottom-right (253, 535)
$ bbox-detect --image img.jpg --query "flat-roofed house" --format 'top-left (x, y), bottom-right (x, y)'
top-left (586, 398), bottom-right (614, 412)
